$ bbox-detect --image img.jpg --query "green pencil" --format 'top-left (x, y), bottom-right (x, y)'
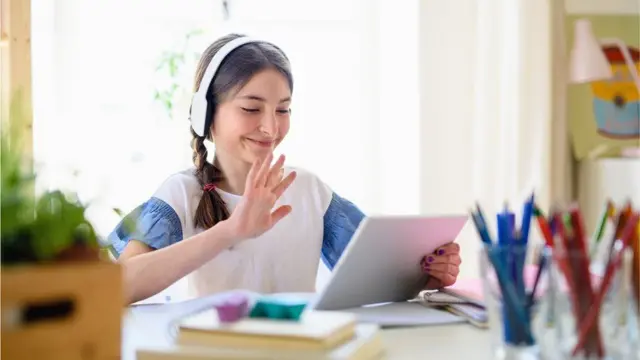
top-left (594, 200), bottom-right (615, 245)
top-left (589, 200), bottom-right (615, 257)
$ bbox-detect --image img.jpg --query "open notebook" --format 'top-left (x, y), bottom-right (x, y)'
top-left (415, 290), bottom-right (488, 329)
top-left (416, 262), bottom-right (610, 329)
top-left (414, 265), bottom-right (543, 328)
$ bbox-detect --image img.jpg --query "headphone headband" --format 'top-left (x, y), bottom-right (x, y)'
top-left (189, 36), bottom-right (263, 137)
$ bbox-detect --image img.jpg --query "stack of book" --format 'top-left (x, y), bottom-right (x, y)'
top-left (136, 307), bottom-right (384, 360)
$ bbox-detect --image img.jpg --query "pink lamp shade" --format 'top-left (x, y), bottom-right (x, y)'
top-left (570, 19), bottom-right (612, 84)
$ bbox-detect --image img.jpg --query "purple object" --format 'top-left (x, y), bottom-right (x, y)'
top-left (214, 294), bottom-right (249, 323)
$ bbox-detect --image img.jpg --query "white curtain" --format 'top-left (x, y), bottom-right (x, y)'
top-left (440, 0), bottom-right (572, 276)
top-left (471, 0), bottom-right (567, 214)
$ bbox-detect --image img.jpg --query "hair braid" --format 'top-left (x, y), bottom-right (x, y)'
top-left (191, 128), bottom-right (229, 229)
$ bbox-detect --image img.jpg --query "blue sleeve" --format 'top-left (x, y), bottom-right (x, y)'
top-left (321, 192), bottom-right (366, 270)
top-left (107, 197), bottom-right (183, 258)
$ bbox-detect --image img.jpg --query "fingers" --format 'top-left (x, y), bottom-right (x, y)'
top-left (425, 270), bottom-right (457, 287)
top-left (253, 153), bottom-right (273, 188)
top-left (245, 158), bottom-right (261, 191)
top-left (434, 242), bottom-right (460, 256)
top-left (420, 242), bottom-right (462, 289)
top-left (424, 262), bottom-right (460, 276)
top-left (422, 253), bottom-right (462, 266)
top-left (421, 252), bottom-right (460, 283)
top-left (272, 171), bottom-right (297, 199)
top-left (271, 205), bottom-right (292, 223)
top-left (266, 154), bottom-right (286, 188)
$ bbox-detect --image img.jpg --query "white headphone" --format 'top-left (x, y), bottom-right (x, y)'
top-left (189, 36), bottom-right (272, 137)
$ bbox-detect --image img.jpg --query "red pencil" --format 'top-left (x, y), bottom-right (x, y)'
top-left (568, 206), bottom-right (604, 356)
top-left (632, 216), bottom-right (640, 312)
top-left (572, 212), bottom-right (640, 356)
top-left (553, 212), bottom-right (585, 346)
top-left (533, 206), bottom-right (554, 248)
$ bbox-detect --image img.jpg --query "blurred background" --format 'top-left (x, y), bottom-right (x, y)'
top-left (5, 0), bottom-right (638, 302)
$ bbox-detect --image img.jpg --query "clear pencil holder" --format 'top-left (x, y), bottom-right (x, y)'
top-left (536, 247), bottom-right (640, 360)
top-left (479, 245), bottom-right (547, 360)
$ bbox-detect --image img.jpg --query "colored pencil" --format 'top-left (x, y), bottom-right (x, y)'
top-left (532, 206), bottom-right (554, 248)
top-left (568, 205), bottom-right (604, 356)
top-left (593, 200), bottom-right (614, 246)
top-left (572, 212), bottom-right (640, 356)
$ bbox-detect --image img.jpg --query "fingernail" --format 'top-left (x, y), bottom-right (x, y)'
top-left (438, 249), bottom-right (445, 255)
top-left (427, 256), bottom-right (434, 263)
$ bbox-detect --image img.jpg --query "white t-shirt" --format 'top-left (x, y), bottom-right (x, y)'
top-left (109, 166), bottom-right (366, 298)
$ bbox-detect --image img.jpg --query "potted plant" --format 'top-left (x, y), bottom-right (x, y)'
top-left (1, 96), bottom-right (124, 360)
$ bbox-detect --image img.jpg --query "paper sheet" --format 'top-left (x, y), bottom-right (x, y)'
top-left (339, 301), bottom-right (465, 327)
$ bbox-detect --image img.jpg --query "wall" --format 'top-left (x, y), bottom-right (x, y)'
top-left (566, 0), bottom-right (640, 232)
top-left (565, 14), bottom-right (640, 159)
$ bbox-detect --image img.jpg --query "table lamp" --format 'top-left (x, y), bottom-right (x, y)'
top-left (569, 19), bottom-right (640, 157)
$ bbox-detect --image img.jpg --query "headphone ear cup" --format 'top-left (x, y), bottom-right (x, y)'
top-left (204, 99), bottom-right (216, 140)
top-left (189, 94), bottom-right (208, 137)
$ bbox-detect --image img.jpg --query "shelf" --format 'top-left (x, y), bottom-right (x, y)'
top-left (565, 0), bottom-right (640, 15)
top-left (577, 158), bottom-right (640, 233)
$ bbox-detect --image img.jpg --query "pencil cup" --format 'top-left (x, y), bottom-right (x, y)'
top-left (479, 246), bottom-right (548, 360)
top-left (541, 247), bottom-right (640, 360)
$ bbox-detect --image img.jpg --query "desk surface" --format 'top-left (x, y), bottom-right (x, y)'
top-left (123, 294), bottom-right (494, 360)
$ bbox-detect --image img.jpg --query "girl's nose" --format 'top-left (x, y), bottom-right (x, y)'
top-left (259, 112), bottom-right (277, 136)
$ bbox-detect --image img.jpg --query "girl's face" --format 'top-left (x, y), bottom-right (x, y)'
top-left (211, 68), bottom-right (292, 167)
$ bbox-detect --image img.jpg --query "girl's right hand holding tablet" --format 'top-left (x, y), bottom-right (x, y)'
top-left (223, 153), bottom-right (297, 244)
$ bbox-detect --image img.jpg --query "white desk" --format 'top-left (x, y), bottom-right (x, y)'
top-left (380, 325), bottom-right (492, 359)
top-left (123, 295), bottom-right (493, 360)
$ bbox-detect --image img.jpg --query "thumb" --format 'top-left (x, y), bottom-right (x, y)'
top-left (423, 275), bottom-right (444, 290)
top-left (270, 205), bottom-right (292, 224)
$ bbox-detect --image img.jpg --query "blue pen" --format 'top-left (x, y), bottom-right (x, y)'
top-left (497, 204), bottom-right (517, 289)
top-left (475, 203), bottom-right (495, 244)
top-left (472, 208), bottom-right (533, 345)
top-left (497, 202), bottom-right (515, 246)
top-left (520, 193), bottom-right (535, 245)
top-left (496, 203), bottom-right (518, 344)
top-left (471, 208), bottom-right (494, 245)
top-left (517, 194), bottom-right (535, 298)
top-left (486, 246), bottom-right (535, 345)
top-left (517, 195), bottom-right (536, 344)
top-left (528, 246), bottom-right (548, 309)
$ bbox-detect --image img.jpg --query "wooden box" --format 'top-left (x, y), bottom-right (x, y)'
top-left (1, 262), bottom-right (124, 360)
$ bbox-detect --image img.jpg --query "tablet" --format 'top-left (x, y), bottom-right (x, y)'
top-left (311, 215), bottom-right (468, 311)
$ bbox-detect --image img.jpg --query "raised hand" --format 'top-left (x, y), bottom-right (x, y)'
top-left (226, 153), bottom-right (297, 241)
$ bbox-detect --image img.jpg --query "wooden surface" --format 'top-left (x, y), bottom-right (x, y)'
top-left (0, 0), bottom-right (33, 170)
top-left (1, 262), bottom-right (124, 360)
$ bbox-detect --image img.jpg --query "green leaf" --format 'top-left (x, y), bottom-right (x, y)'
top-left (1, 96), bottom-right (100, 264)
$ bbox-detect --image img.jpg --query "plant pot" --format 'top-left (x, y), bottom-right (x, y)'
top-left (1, 261), bottom-right (124, 360)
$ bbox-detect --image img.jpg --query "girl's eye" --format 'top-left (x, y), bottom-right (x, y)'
top-left (241, 107), bottom-right (259, 113)
top-left (277, 109), bottom-right (291, 114)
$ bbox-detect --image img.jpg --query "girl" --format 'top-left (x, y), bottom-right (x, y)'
top-left (109, 34), bottom-right (462, 304)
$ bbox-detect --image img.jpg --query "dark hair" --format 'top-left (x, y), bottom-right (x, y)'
top-left (191, 33), bottom-right (293, 230)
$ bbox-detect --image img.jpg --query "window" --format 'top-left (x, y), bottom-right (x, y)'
top-left (218, 0), bottom-right (380, 213)
top-left (32, 0), bottom-right (221, 236)
top-left (32, 0), bottom-right (381, 299)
